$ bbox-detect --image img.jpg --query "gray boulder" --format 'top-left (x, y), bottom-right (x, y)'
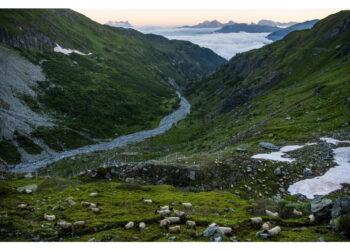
top-left (274, 167), bottom-right (283, 176)
top-left (259, 142), bottom-right (280, 150)
top-left (203, 224), bottom-right (224, 242)
top-left (331, 196), bottom-right (350, 218)
top-left (311, 197), bottom-right (333, 218)
top-left (303, 168), bottom-right (313, 176)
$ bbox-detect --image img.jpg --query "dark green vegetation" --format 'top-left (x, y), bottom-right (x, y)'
top-left (14, 132), bottom-right (43, 155)
top-left (0, 9), bottom-right (225, 154)
top-left (0, 174), bottom-right (346, 242)
top-left (0, 141), bottom-right (21, 164)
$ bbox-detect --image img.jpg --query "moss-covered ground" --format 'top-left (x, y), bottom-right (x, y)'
top-left (0, 175), bottom-right (347, 242)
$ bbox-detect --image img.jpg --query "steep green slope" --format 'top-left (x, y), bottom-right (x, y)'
top-left (152, 10), bottom-right (350, 154)
top-left (0, 9), bottom-right (225, 159)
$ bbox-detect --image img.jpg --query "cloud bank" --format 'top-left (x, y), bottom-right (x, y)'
top-left (136, 26), bottom-right (272, 60)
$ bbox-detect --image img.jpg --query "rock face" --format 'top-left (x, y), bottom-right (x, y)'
top-left (82, 162), bottom-right (242, 191)
top-left (259, 142), bottom-right (280, 151)
top-left (311, 197), bottom-right (333, 219)
top-left (330, 196), bottom-right (350, 238)
top-left (331, 196), bottom-right (350, 218)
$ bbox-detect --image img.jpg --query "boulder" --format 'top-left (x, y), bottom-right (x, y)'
top-left (236, 148), bottom-right (246, 152)
top-left (17, 184), bottom-right (37, 193)
top-left (311, 197), bottom-right (333, 219)
top-left (203, 223), bottom-right (224, 242)
top-left (303, 168), bottom-right (313, 176)
top-left (274, 167), bottom-right (283, 176)
top-left (259, 142), bottom-right (280, 150)
top-left (331, 196), bottom-right (350, 218)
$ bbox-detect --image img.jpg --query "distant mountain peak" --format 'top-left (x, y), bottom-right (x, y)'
top-left (257, 19), bottom-right (298, 28)
top-left (106, 20), bottom-right (133, 28)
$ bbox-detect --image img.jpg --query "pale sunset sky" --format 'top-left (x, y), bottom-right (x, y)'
top-left (75, 8), bottom-right (344, 27)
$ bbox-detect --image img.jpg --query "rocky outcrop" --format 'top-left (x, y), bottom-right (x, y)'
top-left (80, 162), bottom-right (242, 191)
top-left (311, 197), bottom-right (333, 220)
top-left (330, 196), bottom-right (350, 238)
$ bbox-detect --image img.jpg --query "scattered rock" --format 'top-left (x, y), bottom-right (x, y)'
top-left (125, 221), bottom-right (134, 229)
top-left (285, 116), bottom-right (292, 120)
top-left (52, 205), bottom-right (64, 211)
top-left (89, 192), bottom-right (98, 197)
top-left (0, 175), bottom-right (7, 180)
top-left (259, 142), bottom-right (280, 150)
top-left (91, 208), bottom-right (100, 214)
top-left (203, 223), bottom-right (224, 242)
top-left (65, 197), bottom-right (76, 206)
top-left (229, 236), bottom-right (238, 242)
top-left (57, 221), bottom-right (72, 229)
top-left (43, 214), bottom-right (56, 221)
top-left (265, 209), bottom-right (279, 217)
top-left (274, 167), bottom-right (284, 176)
top-left (331, 196), bottom-right (350, 218)
top-left (311, 197), bottom-right (333, 219)
top-left (138, 222), bottom-right (146, 230)
top-left (17, 184), bottom-right (37, 193)
top-left (317, 237), bottom-right (325, 242)
top-left (168, 236), bottom-right (176, 242)
top-left (168, 225), bottom-right (181, 233)
top-left (73, 221), bottom-right (85, 227)
top-left (246, 166), bottom-right (253, 173)
top-left (250, 217), bottom-right (263, 224)
top-left (17, 204), bottom-right (27, 209)
top-left (303, 168), bottom-right (313, 176)
top-left (236, 148), bottom-right (246, 153)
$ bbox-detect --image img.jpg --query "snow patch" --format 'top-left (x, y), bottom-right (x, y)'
top-left (288, 138), bottom-right (350, 199)
top-left (53, 43), bottom-right (88, 55)
top-left (320, 137), bottom-right (350, 144)
top-left (251, 143), bottom-right (316, 162)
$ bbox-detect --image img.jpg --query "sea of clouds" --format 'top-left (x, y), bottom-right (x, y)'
top-left (136, 26), bottom-right (273, 60)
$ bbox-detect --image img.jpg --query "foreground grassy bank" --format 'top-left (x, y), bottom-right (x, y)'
top-left (0, 174), bottom-right (346, 242)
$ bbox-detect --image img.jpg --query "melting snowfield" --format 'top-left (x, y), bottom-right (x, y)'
top-left (252, 143), bottom-right (316, 162)
top-left (54, 43), bottom-right (90, 55)
top-left (288, 138), bottom-right (350, 199)
top-left (252, 138), bottom-right (350, 198)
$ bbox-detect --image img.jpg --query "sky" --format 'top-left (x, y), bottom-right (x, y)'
top-left (75, 8), bottom-right (344, 27)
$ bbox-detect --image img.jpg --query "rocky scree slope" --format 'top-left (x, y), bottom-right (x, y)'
top-left (0, 9), bottom-right (226, 165)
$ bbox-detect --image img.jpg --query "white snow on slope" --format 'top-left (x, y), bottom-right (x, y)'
top-left (252, 143), bottom-right (316, 162)
top-left (53, 43), bottom-right (88, 55)
top-left (288, 138), bottom-right (350, 199)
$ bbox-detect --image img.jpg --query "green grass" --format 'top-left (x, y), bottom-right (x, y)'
top-left (0, 176), bottom-right (346, 242)
top-left (0, 8), bottom-right (225, 152)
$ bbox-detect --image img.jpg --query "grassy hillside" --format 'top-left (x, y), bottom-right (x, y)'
top-left (33, 10), bottom-right (350, 177)
top-left (0, 9), bottom-right (225, 159)
top-left (129, 10), bottom-right (350, 156)
top-left (0, 173), bottom-right (345, 242)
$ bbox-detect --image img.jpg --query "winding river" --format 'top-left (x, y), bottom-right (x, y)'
top-left (9, 92), bottom-right (191, 173)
